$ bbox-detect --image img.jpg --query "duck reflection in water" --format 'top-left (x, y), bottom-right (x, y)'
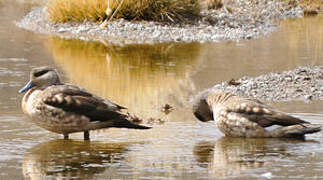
top-left (19, 67), bottom-right (151, 140)
top-left (193, 137), bottom-right (316, 177)
top-left (23, 140), bottom-right (134, 179)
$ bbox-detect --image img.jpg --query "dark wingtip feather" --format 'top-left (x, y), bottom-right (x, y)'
top-left (113, 120), bottom-right (152, 129)
top-left (117, 105), bottom-right (127, 110)
top-left (299, 124), bottom-right (321, 134)
top-left (132, 124), bottom-right (152, 129)
top-left (285, 124), bottom-right (321, 137)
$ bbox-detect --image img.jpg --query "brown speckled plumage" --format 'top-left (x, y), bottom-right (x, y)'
top-left (20, 67), bottom-right (150, 140)
top-left (193, 90), bottom-right (321, 138)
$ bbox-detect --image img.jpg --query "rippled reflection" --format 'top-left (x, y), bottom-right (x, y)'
top-left (193, 137), bottom-right (316, 177)
top-left (47, 37), bottom-right (201, 121)
top-left (23, 140), bottom-right (133, 179)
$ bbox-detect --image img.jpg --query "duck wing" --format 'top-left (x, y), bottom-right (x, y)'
top-left (42, 85), bottom-right (126, 122)
top-left (41, 85), bottom-right (150, 129)
top-left (224, 98), bottom-right (309, 127)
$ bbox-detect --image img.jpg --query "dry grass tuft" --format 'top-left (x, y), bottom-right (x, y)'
top-left (46, 0), bottom-right (108, 23)
top-left (47, 0), bottom-right (200, 23)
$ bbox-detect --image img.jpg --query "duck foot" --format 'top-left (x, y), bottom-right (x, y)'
top-left (84, 131), bottom-right (90, 141)
top-left (64, 134), bottom-right (69, 140)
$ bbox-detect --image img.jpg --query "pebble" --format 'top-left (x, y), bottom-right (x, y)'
top-left (261, 172), bottom-right (273, 179)
top-left (76, 26), bottom-right (89, 33)
top-left (57, 28), bottom-right (68, 33)
top-left (304, 95), bottom-right (313, 100)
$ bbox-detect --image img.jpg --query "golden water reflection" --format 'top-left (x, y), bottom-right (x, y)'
top-left (23, 140), bottom-right (134, 179)
top-left (47, 38), bottom-right (201, 121)
top-left (193, 15), bottom-right (323, 89)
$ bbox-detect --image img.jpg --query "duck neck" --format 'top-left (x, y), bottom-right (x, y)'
top-left (207, 91), bottom-right (235, 110)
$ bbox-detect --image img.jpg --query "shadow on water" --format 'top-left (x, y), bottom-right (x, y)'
top-left (193, 137), bottom-right (320, 178)
top-left (23, 140), bottom-right (136, 179)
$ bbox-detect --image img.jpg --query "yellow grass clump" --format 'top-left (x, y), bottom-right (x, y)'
top-left (47, 0), bottom-right (107, 23)
top-left (46, 0), bottom-right (200, 23)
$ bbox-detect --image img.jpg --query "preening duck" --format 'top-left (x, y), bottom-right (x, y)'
top-left (192, 90), bottom-right (321, 138)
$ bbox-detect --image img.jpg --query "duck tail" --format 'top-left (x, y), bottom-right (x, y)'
top-left (269, 124), bottom-right (321, 138)
top-left (113, 119), bottom-right (152, 129)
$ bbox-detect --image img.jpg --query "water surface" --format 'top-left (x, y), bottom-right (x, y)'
top-left (0, 1), bottom-right (323, 179)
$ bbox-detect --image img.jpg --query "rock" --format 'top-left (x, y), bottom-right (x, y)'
top-left (76, 26), bottom-right (89, 33)
top-left (304, 95), bottom-right (313, 101)
top-left (261, 172), bottom-right (273, 179)
top-left (57, 28), bottom-right (68, 33)
top-left (152, 31), bottom-right (161, 38)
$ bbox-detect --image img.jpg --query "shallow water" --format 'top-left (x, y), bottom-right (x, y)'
top-left (1, 0), bottom-right (323, 179)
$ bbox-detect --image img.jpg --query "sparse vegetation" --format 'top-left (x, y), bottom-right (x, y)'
top-left (299, 0), bottom-right (323, 15)
top-left (47, 0), bottom-right (200, 23)
top-left (282, 0), bottom-right (323, 15)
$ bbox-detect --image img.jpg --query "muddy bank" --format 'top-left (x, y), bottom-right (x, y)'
top-left (16, 0), bottom-right (303, 45)
top-left (209, 66), bottom-right (323, 102)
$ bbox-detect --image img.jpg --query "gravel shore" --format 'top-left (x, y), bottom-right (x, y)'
top-left (16, 0), bottom-right (303, 45)
top-left (209, 66), bottom-right (323, 102)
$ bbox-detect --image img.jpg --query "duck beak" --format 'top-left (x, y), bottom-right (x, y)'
top-left (19, 81), bottom-right (35, 93)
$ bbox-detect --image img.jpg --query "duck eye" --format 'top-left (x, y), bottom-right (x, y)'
top-left (34, 70), bottom-right (49, 77)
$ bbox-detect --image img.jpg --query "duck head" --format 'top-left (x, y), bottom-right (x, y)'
top-left (192, 90), bottom-right (214, 122)
top-left (19, 66), bottom-right (61, 93)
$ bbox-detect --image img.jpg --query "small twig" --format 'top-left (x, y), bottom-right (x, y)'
top-left (100, 0), bottom-right (112, 28)
top-left (109, 0), bottom-right (124, 21)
